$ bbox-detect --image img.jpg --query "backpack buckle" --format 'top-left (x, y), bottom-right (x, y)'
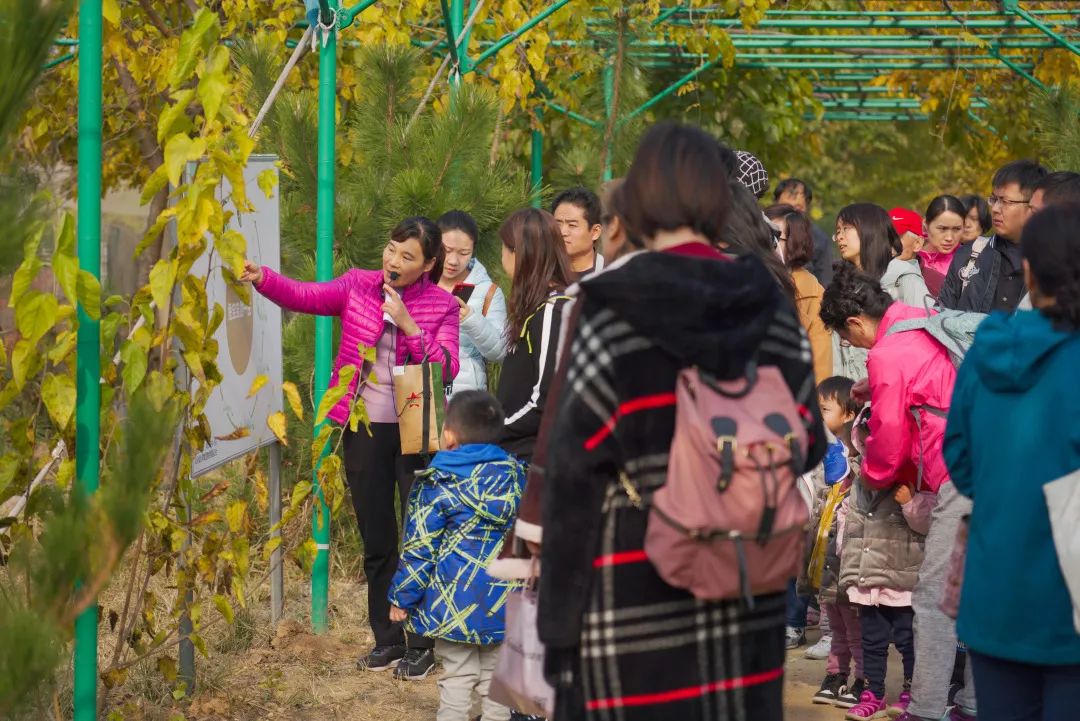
top-left (716, 435), bottom-right (737, 491)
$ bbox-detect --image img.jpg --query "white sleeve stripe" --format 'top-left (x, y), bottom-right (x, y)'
top-left (504, 301), bottom-right (555, 426)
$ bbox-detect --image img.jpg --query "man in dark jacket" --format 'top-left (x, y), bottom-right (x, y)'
top-left (774, 177), bottom-right (834, 287)
top-left (938, 159), bottom-right (1047, 313)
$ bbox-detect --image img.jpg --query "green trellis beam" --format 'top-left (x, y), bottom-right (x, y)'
top-left (626, 18), bottom-right (1079, 30)
top-left (818, 98), bottom-right (989, 109)
top-left (555, 35), bottom-right (1060, 50)
top-left (815, 111), bottom-right (929, 122)
top-left (1004, 0), bottom-right (1080, 57)
top-left (471, 0), bottom-right (572, 68)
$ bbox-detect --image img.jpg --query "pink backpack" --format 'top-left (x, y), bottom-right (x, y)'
top-left (643, 364), bottom-right (810, 605)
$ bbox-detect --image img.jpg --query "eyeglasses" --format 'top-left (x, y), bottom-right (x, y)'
top-left (987, 195), bottom-right (1030, 208)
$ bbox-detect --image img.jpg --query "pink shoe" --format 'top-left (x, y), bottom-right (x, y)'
top-left (845, 690), bottom-right (888, 721)
top-left (887, 690), bottom-right (911, 718)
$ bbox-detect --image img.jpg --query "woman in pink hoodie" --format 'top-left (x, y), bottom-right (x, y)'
top-left (918, 195), bottom-right (966, 300)
top-left (820, 263), bottom-right (962, 720)
top-left (242, 216), bottom-right (459, 679)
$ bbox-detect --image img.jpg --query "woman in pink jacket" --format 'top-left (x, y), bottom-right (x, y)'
top-left (242, 216), bottom-right (459, 680)
top-left (918, 196), bottom-right (966, 300)
top-left (820, 264), bottom-right (975, 721)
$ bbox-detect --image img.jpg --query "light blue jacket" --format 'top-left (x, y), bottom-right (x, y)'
top-left (451, 260), bottom-right (507, 396)
top-left (945, 310), bottom-right (1080, 665)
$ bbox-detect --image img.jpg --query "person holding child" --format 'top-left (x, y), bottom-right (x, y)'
top-left (821, 263), bottom-right (959, 720)
top-left (388, 391), bottom-right (526, 721)
top-left (806, 377), bottom-right (865, 709)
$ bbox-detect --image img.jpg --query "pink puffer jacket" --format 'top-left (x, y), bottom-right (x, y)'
top-left (255, 267), bottom-right (460, 426)
top-left (863, 302), bottom-right (957, 494)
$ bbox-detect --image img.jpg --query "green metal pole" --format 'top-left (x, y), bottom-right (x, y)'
top-left (473, 0), bottom-right (572, 67)
top-left (602, 60), bottom-right (614, 182)
top-left (531, 106), bottom-right (543, 207)
top-left (311, 0), bottom-right (338, 636)
top-left (542, 100), bottom-right (600, 128)
top-left (623, 58), bottom-right (719, 124)
top-left (449, 0), bottom-right (464, 85)
top-left (990, 46), bottom-right (1047, 89)
top-left (337, 0), bottom-right (379, 29)
top-left (1006, 1), bottom-right (1080, 58)
top-left (74, 0), bottom-right (102, 715)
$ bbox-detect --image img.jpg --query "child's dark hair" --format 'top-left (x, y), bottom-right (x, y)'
top-left (817, 376), bottom-right (861, 417)
top-left (1021, 202), bottom-right (1080, 331)
top-left (820, 261), bottom-right (895, 331)
top-left (443, 391), bottom-right (505, 445)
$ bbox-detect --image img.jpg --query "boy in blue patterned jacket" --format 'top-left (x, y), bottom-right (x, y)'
top-left (389, 391), bottom-right (525, 721)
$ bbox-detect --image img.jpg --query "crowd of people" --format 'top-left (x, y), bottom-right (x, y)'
top-left (240, 122), bottom-right (1080, 721)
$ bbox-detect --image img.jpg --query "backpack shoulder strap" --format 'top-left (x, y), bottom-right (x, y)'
top-left (481, 283), bottom-right (498, 316)
top-left (960, 237), bottom-right (991, 290)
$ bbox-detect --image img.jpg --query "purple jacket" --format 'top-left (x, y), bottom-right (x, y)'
top-left (255, 267), bottom-right (460, 426)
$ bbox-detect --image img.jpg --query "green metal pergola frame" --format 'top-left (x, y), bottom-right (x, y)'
top-left (61, 1), bottom-right (1080, 718)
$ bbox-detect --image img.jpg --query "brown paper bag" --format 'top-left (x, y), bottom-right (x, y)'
top-left (393, 360), bottom-right (444, 456)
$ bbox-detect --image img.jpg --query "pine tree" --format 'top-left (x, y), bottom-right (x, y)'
top-left (1034, 85), bottom-right (1080, 172)
top-left (235, 41), bottom-right (532, 480)
top-left (0, 0), bottom-right (70, 273)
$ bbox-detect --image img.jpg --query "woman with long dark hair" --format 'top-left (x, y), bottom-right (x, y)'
top-left (495, 208), bottom-right (574, 466)
top-left (725, 179), bottom-right (796, 300)
top-left (536, 123), bottom-right (825, 721)
top-left (766, 204), bottom-right (832, 383)
top-left (835, 202), bottom-right (930, 307)
top-left (242, 216), bottom-right (458, 679)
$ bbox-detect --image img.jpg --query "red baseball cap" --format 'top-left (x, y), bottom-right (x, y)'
top-left (889, 208), bottom-right (926, 238)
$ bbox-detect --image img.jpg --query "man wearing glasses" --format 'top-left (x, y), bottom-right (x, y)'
top-left (938, 160), bottom-right (1048, 313)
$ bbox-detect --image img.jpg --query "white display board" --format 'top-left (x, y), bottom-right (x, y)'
top-left (190, 155), bottom-right (283, 478)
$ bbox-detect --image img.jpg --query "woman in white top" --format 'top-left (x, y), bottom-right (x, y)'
top-left (832, 203), bottom-right (931, 381)
top-left (436, 211), bottom-right (507, 396)
top-left (835, 202), bottom-right (930, 307)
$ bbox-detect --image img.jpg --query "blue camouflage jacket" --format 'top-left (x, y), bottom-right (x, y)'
top-left (388, 444), bottom-right (525, 645)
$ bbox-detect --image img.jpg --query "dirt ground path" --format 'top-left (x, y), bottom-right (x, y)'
top-left (112, 578), bottom-right (902, 721)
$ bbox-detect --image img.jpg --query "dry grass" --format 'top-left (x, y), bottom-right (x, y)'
top-left (96, 565), bottom-right (439, 721)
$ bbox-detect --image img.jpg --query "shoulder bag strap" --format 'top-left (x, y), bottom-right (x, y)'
top-left (481, 283), bottom-right (498, 316)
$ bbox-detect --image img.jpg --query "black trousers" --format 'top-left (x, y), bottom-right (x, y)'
top-left (343, 422), bottom-right (432, 650)
top-left (859, 604), bottom-right (915, 698)
top-left (970, 651), bottom-right (1080, 721)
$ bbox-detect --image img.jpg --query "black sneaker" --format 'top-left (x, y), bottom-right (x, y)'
top-left (392, 647), bottom-right (436, 680)
top-left (813, 672), bottom-right (847, 705)
top-left (835, 677), bottom-right (866, 709)
top-left (357, 644), bottom-right (406, 672)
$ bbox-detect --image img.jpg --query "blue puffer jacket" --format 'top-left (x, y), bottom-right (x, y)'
top-left (388, 444), bottom-right (525, 645)
top-left (451, 260), bottom-right (507, 396)
top-left (945, 310), bottom-right (1080, 665)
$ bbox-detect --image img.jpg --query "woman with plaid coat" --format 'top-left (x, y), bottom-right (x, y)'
top-left (534, 123), bottom-right (825, 721)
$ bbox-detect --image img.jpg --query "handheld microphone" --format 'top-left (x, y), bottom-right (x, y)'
top-left (382, 271), bottom-right (400, 324)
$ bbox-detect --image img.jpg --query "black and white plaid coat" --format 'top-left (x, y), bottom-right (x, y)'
top-left (534, 247), bottom-right (825, 721)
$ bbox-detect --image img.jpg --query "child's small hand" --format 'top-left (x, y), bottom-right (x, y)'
top-left (389, 606), bottom-right (408, 623)
top-left (893, 484), bottom-right (914, 505)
